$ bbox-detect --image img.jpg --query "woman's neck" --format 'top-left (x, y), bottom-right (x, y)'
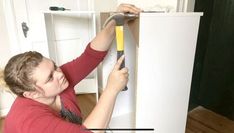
top-left (36, 95), bottom-right (62, 112)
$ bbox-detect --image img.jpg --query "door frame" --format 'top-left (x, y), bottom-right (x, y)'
top-left (177, 0), bottom-right (195, 12)
top-left (2, 0), bottom-right (21, 55)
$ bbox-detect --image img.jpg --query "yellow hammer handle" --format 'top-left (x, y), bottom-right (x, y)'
top-left (115, 26), bottom-right (124, 51)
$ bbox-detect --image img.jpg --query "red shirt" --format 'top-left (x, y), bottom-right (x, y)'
top-left (3, 43), bottom-right (107, 133)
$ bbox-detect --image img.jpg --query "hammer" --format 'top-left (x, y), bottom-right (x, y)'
top-left (103, 13), bottom-right (138, 91)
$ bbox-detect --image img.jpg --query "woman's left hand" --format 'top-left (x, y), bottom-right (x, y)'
top-left (117, 3), bottom-right (142, 14)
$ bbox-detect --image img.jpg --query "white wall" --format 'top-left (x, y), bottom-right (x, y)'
top-left (94, 0), bottom-right (117, 12)
top-left (0, 0), bottom-right (11, 69)
top-left (118, 0), bottom-right (178, 12)
top-left (94, 0), bottom-right (178, 12)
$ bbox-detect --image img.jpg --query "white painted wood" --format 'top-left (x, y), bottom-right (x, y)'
top-left (44, 11), bottom-right (96, 64)
top-left (108, 112), bottom-right (134, 128)
top-left (4, 0), bottom-right (92, 57)
top-left (4, 0), bottom-right (50, 56)
top-left (135, 13), bottom-right (202, 133)
top-left (2, 0), bottom-right (23, 55)
top-left (44, 12), bottom-right (99, 101)
top-left (100, 12), bottom-right (201, 131)
top-left (0, 0), bottom-right (12, 67)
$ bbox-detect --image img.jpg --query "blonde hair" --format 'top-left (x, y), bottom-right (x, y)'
top-left (0, 69), bottom-right (8, 89)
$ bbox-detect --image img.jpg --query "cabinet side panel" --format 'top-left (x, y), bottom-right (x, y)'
top-left (135, 13), bottom-right (201, 133)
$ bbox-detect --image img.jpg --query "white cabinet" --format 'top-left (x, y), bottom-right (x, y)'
top-left (101, 12), bottom-right (202, 133)
top-left (44, 11), bottom-right (99, 102)
top-left (135, 13), bottom-right (202, 133)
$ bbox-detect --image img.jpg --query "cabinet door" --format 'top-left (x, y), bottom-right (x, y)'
top-left (135, 13), bottom-right (202, 133)
top-left (9, 0), bottom-right (92, 57)
top-left (12, 0), bottom-right (51, 56)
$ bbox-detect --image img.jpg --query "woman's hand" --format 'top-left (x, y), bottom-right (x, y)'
top-left (90, 4), bottom-right (141, 52)
top-left (117, 3), bottom-right (142, 14)
top-left (105, 55), bottom-right (129, 94)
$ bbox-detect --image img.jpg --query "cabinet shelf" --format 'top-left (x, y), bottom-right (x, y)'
top-left (44, 11), bottom-right (98, 102)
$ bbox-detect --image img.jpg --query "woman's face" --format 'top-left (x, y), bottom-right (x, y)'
top-left (32, 57), bottom-right (69, 98)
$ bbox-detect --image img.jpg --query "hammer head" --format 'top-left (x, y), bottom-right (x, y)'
top-left (102, 12), bottom-right (138, 28)
top-left (112, 13), bottom-right (125, 26)
top-left (112, 12), bottom-right (138, 26)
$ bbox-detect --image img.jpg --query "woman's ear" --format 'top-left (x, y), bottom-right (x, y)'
top-left (23, 90), bottom-right (42, 99)
top-left (23, 85), bottom-right (45, 99)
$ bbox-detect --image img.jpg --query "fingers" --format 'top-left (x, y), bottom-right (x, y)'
top-left (117, 3), bottom-right (142, 14)
top-left (113, 55), bottom-right (129, 79)
top-left (120, 67), bottom-right (128, 73)
top-left (113, 55), bottom-right (125, 70)
top-left (107, 55), bottom-right (129, 92)
top-left (122, 4), bottom-right (142, 14)
top-left (120, 68), bottom-right (129, 78)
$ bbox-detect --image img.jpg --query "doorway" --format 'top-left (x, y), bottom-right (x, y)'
top-left (190, 0), bottom-right (234, 120)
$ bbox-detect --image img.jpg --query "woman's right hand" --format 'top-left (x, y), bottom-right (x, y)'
top-left (105, 55), bottom-right (129, 94)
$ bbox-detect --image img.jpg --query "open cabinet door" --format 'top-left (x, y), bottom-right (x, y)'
top-left (3, 0), bottom-right (31, 55)
top-left (4, 0), bottom-right (53, 56)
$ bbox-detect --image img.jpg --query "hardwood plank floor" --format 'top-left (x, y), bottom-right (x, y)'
top-left (0, 118), bottom-right (3, 133)
top-left (186, 106), bottom-right (234, 133)
top-left (76, 93), bottom-right (96, 119)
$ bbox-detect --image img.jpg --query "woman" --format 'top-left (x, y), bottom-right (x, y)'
top-left (3, 4), bottom-right (141, 133)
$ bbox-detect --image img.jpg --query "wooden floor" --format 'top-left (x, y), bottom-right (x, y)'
top-left (76, 93), bottom-right (97, 119)
top-left (0, 118), bottom-right (3, 133)
top-left (1, 94), bottom-right (234, 133)
top-left (186, 106), bottom-right (234, 133)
